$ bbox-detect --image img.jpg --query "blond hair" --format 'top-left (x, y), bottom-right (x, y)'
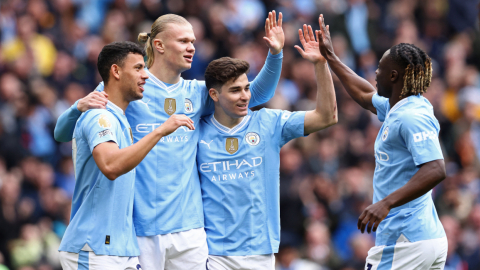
top-left (138, 14), bottom-right (190, 68)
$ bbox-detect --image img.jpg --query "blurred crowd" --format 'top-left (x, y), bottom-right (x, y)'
top-left (0, 0), bottom-right (479, 269)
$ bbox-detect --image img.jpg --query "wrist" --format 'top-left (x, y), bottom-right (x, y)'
top-left (269, 48), bottom-right (282, 55)
top-left (382, 197), bottom-right (395, 210)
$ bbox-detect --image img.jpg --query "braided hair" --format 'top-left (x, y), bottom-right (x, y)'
top-left (389, 43), bottom-right (432, 98)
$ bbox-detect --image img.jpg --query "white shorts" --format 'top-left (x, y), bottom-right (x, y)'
top-left (365, 236), bottom-right (448, 270)
top-left (137, 227), bottom-right (208, 270)
top-left (206, 254), bottom-right (275, 270)
top-left (59, 250), bottom-right (141, 270)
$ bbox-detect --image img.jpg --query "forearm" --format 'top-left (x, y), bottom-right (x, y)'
top-left (304, 62), bottom-right (337, 134)
top-left (326, 55), bottom-right (376, 112)
top-left (249, 50), bottom-right (283, 107)
top-left (100, 129), bottom-right (164, 179)
top-left (382, 159), bottom-right (446, 209)
top-left (54, 101), bottom-right (81, 142)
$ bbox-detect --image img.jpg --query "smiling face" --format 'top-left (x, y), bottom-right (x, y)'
top-left (156, 23), bottom-right (195, 73)
top-left (119, 53), bottom-right (148, 102)
top-left (213, 74), bottom-right (251, 119)
top-left (375, 50), bottom-right (394, 98)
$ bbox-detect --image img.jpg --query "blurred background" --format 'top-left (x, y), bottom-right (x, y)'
top-left (0, 0), bottom-right (479, 269)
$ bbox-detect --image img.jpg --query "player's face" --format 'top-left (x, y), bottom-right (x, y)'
top-left (376, 50), bottom-right (392, 98)
top-left (120, 53), bottom-right (148, 102)
top-left (217, 74), bottom-right (251, 118)
top-left (160, 23), bottom-right (196, 73)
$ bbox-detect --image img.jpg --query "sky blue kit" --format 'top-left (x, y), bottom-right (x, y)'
top-left (197, 109), bottom-right (306, 256)
top-left (371, 93), bottom-right (446, 246)
top-left (54, 51), bottom-right (283, 237)
top-left (59, 102), bottom-right (139, 256)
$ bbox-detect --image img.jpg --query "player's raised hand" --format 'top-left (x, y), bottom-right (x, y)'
top-left (294, 24), bottom-right (326, 64)
top-left (158, 114), bottom-right (195, 136)
top-left (317, 14), bottom-right (336, 61)
top-left (263, 10), bottom-right (284, 55)
top-left (77, 91), bottom-right (109, 112)
top-left (357, 200), bottom-right (391, 234)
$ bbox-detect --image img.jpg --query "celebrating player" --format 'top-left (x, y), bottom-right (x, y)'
top-left (54, 12), bottom-right (285, 269)
top-left (317, 15), bottom-right (447, 269)
top-left (198, 21), bottom-right (337, 270)
top-left (58, 41), bottom-right (194, 269)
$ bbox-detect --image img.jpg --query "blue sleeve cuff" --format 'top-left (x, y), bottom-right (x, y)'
top-left (267, 50), bottom-right (283, 59)
top-left (71, 100), bottom-right (82, 115)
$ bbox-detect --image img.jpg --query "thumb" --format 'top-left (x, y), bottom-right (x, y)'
top-left (294, 45), bottom-right (305, 57)
top-left (263, 36), bottom-right (273, 45)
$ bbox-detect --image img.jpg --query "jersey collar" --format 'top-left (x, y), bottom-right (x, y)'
top-left (146, 69), bottom-right (183, 93)
top-left (106, 101), bottom-right (125, 115)
top-left (386, 98), bottom-right (409, 119)
top-left (210, 113), bottom-right (251, 135)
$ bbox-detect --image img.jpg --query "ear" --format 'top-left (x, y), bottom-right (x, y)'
top-left (209, 88), bottom-right (219, 102)
top-left (153, 39), bottom-right (165, 54)
top-left (111, 64), bottom-right (121, 81)
top-left (390, 70), bottom-right (399, 82)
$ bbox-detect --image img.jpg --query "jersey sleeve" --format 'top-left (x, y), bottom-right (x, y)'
top-left (81, 110), bottom-right (119, 153)
top-left (372, 93), bottom-right (389, 122)
top-left (264, 109), bottom-right (306, 147)
top-left (248, 50), bottom-right (283, 107)
top-left (399, 113), bottom-right (444, 166)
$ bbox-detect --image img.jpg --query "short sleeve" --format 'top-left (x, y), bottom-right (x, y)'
top-left (264, 109), bottom-right (306, 146)
top-left (372, 93), bottom-right (389, 122)
top-left (399, 113), bottom-right (443, 166)
top-left (81, 111), bottom-right (119, 153)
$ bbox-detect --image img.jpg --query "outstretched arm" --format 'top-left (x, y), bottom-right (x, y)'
top-left (317, 15), bottom-right (377, 114)
top-left (357, 159), bottom-right (446, 234)
top-left (295, 23), bottom-right (337, 134)
top-left (54, 91), bottom-right (109, 142)
top-left (249, 10), bottom-right (284, 107)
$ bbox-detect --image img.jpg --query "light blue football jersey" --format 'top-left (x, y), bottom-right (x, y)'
top-left (372, 93), bottom-right (446, 246)
top-left (197, 109), bottom-right (306, 256)
top-left (59, 102), bottom-right (139, 256)
top-left (91, 52), bottom-right (283, 236)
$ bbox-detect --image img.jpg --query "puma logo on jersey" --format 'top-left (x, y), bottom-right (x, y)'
top-left (138, 98), bottom-right (151, 110)
top-left (200, 140), bottom-right (213, 149)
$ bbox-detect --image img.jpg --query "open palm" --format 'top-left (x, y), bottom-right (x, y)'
top-left (294, 24), bottom-right (326, 64)
top-left (263, 10), bottom-right (284, 55)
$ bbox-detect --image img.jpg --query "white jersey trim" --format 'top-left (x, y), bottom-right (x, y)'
top-left (106, 101), bottom-right (124, 115)
top-left (146, 70), bottom-right (183, 93)
top-left (386, 98), bottom-right (409, 119)
top-left (211, 115), bottom-right (251, 135)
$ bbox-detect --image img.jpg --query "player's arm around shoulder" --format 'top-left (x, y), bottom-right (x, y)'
top-left (293, 22), bottom-right (337, 135)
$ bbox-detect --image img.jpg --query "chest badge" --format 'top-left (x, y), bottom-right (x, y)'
top-left (185, 98), bottom-right (193, 113)
top-left (382, 126), bottom-right (389, 141)
top-left (164, 98), bottom-right (176, 115)
top-left (245, 132), bottom-right (260, 146)
top-left (226, 138), bottom-right (239, 154)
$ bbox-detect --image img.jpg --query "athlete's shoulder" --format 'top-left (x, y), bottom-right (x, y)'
top-left (79, 109), bottom-right (118, 129)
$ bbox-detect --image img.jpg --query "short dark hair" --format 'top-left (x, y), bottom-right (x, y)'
top-left (388, 43), bottom-right (432, 98)
top-left (204, 57), bottom-right (250, 91)
top-left (97, 41), bottom-right (145, 84)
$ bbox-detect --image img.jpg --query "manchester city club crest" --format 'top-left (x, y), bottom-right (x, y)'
top-left (185, 98), bottom-right (193, 113)
top-left (226, 138), bottom-right (239, 154)
top-left (245, 132), bottom-right (260, 146)
top-left (382, 126), bottom-right (389, 141)
top-left (164, 98), bottom-right (176, 115)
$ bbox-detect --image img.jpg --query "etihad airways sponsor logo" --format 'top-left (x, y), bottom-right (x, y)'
top-left (136, 123), bottom-right (193, 133)
top-left (199, 157), bottom-right (262, 172)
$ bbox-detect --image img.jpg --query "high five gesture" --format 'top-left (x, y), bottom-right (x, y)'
top-left (263, 11), bottom-right (284, 55)
top-left (294, 24), bottom-right (326, 64)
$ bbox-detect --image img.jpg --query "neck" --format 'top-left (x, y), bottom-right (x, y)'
top-left (104, 84), bottom-right (128, 113)
top-left (213, 106), bottom-right (244, 129)
top-left (149, 59), bottom-right (182, 84)
top-left (388, 85), bottom-right (405, 109)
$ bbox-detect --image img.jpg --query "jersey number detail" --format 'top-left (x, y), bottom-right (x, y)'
top-left (367, 263), bottom-right (373, 270)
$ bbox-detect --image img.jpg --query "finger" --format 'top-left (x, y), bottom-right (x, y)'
top-left (307, 25), bottom-right (315, 42)
top-left (358, 211), bottom-right (367, 229)
top-left (303, 24), bottom-right (310, 43)
top-left (270, 12), bottom-right (274, 29)
top-left (316, 30), bottom-right (321, 42)
top-left (298, 29), bottom-right (306, 46)
top-left (278, 12), bottom-right (283, 28)
top-left (367, 217), bottom-right (375, 234)
top-left (294, 45), bottom-right (305, 57)
top-left (320, 15), bottom-right (328, 34)
top-left (272, 10), bottom-right (277, 27)
top-left (373, 220), bottom-right (380, 232)
top-left (360, 215), bottom-right (371, 233)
